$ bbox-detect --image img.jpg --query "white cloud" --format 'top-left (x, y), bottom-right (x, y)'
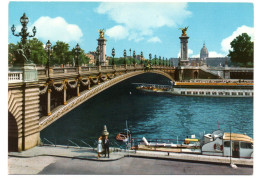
top-left (190, 54), bottom-right (200, 58)
top-left (96, 2), bottom-right (191, 42)
top-left (106, 25), bottom-right (129, 40)
top-left (32, 16), bottom-right (83, 43)
top-left (208, 51), bottom-right (225, 57)
top-left (178, 49), bottom-right (193, 57)
top-left (221, 25), bottom-right (254, 53)
top-left (147, 37), bottom-right (161, 43)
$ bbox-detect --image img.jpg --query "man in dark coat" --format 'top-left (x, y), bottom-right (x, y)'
top-left (104, 136), bottom-right (109, 158)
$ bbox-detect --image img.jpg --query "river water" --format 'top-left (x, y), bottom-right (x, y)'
top-left (41, 73), bottom-right (253, 146)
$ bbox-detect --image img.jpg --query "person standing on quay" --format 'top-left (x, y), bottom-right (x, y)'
top-left (97, 136), bottom-right (102, 159)
top-left (104, 136), bottom-right (110, 158)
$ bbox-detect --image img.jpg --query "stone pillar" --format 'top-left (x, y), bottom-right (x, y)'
top-left (47, 89), bottom-right (52, 116)
top-left (97, 38), bottom-right (107, 66)
top-left (179, 36), bottom-right (190, 66)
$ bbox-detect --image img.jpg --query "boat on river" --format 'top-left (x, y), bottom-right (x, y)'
top-left (134, 80), bottom-right (253, 97)
top-left (168, 80), bottom-right (253, 97)
top-left (201, 130), bottom-right (253, 158)
top-left (132, 130), bottom-right (253, 159)
top-left (116, 132), bottom-right (129, 142)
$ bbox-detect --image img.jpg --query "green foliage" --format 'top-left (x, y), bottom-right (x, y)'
top-left (108, 57), bottom-right (142, 65)
top-left (28, 38), bottom-right (47, 65)
top-left (71, 48), bottom-right (90, 66)
top-left (52, 41), bottom-right (70, 66)
top-left (228, 33), bottom-right (254, 67)
top-left (8, 43), bottom-right (19, 65)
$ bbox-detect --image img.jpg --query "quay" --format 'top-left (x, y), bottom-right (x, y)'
top-left (8, 145), bottom-right (253, 166)
top-left (8, 146), bottom-right (253, 175)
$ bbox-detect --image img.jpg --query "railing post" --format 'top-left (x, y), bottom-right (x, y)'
top-left (77, 83), bottom-right (80, 96)
top-left (63, 84), bottom-right (67, 105)
top-left (47, 89), bottom-right (52, 116)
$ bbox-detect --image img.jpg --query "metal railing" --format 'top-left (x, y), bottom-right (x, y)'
top-left (40, 137), bottom-right (126, 151)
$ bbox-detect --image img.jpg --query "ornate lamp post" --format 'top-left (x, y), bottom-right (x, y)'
top-left (129, 48), bottom-right (132, 64)
top-left (11, 13), bottom-right (36, 46)
top-left (149, 53), bottom-right (152, 65)
top-left (133, 50), bottom-right (136, 65)
top-left (162, 57), bottom-right (165, 66)
top-left (96, 46), bottom-right (100, 66)
top-left (154, 55), bottom-right (157, 66)
top-left (112, 48), bottom-right (115, 65)
top-left (123, 49), bottom-right (127, 65)
top-left (45, 40), bottom-right (52, 78)
top-left (140, 51), bottom-right (143, 65)
top-left (75, 43), bottom-right (81, 67)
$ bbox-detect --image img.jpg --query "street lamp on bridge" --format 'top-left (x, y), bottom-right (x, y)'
top-left (149, 53), bottom-right (152, 65)
top-left (140, 51), bottom-right (143, 65)
top-left (75, 43), bottom-right (81, 67)
top-left (129, 48), bottom-right (132, 64)
top-left (112, 48), bottom-right (115, 65)
top-left (133, 50), bottom-right (136, 65)
top-left (163, 57), bottom-right (165, 66)
top-left (123, 49), bottom-right (127, 65)
top-left (11, 13), bottom-right (37, 46)
top-left (45, 40), bottom-right (52, 78)
top-left (96, 46), bottom-right (100, 66)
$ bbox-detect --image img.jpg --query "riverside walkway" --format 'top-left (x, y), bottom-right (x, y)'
top-left (9, 146), bottom-right (253, 166)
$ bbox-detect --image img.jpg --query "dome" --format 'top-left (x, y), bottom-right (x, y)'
top-left (200, 43), bottom-right (209, 59)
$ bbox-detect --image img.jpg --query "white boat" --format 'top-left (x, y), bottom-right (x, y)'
top-left (167, 80), bottom-right (253, 97)
top-left (201, 130), bottom-right (253, 158)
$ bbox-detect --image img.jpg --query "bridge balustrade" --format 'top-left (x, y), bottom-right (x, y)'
top-left (81, 67), bottom-right (90, 71)
top-left (37, 69), bottom-right (46, 76)
top-left (8, 71), bottom-right (23, 83)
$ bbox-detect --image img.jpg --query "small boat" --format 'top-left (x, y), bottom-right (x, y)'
top-left (116, 132), bottom-right (129, 142)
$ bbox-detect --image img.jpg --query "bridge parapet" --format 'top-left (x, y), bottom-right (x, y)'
top-left (8, 71), bottom-right (23, 83)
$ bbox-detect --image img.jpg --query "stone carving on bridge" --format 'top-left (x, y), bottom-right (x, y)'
top-left (98, 29), bottom-right (105, 39)
top-left (179, 26), bottom-right (189, 36)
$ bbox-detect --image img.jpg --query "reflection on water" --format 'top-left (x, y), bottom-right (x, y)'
top-left (41, 73), bottom-right (253, 145)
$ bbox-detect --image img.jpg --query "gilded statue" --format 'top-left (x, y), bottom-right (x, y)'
top-left (98, 29), bottom-right (105, 39)
top-left (179, 26), bottom-right (189, 36)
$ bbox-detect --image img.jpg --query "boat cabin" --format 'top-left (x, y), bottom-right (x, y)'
top-left (201, 130), bottom-right (253, 158)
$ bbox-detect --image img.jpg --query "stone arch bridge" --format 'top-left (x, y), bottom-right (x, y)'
top-left (8, 64), bottom-right (175, 152)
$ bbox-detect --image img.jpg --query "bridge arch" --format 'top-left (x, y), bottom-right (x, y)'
top-left (39, 70), bottom-right (174, 130)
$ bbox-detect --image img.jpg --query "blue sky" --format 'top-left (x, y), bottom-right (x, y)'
top-left (8, 2), bottom-right (254, 59)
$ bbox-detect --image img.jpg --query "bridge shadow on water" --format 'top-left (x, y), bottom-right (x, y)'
top-left (41, 73), bottom-right (253, 145)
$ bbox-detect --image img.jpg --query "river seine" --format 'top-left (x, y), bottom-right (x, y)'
top-left (41, 73), bottom-right (253, 146)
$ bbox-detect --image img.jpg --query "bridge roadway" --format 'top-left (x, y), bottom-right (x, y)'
top-left (8, 64), bottom-right (175, 152)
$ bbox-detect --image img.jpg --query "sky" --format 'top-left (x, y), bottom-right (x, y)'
top-left (8, 2), bottom-right (254, 59)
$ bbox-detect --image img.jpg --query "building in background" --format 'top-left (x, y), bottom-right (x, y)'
top-left (170, 43), bottom-right (230, 67)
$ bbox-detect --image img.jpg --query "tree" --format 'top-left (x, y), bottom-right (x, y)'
top-left (52, 41), bottom-right (70, 66)
top-left (228, 33), bottom-right (254, 67)
top-left (27, 38), bottom-right (47, 66)
top-left (8, 43), bottom-right (19, 66)
top-left (9, 38), bottom-right (47, 66)
top-left (71, 48), bottom-right (90, 66)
